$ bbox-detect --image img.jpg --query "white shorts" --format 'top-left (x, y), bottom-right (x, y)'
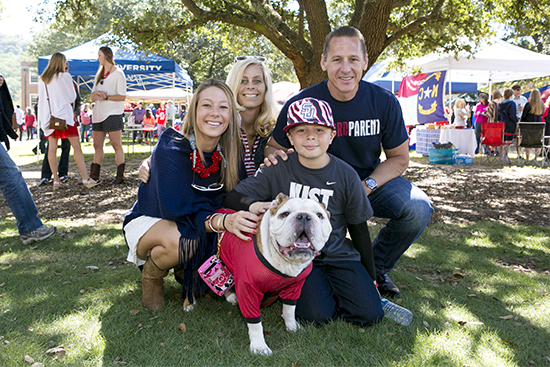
top-left (123, 215), bottom-right (162, 266)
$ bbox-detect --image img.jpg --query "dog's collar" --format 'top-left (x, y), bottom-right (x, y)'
top-left (253, 236), bottom-right (292, 279)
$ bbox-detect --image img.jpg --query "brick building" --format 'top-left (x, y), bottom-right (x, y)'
top-left (20, 61), bottom-right (39, 110)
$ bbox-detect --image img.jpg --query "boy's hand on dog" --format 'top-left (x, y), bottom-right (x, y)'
top-left (249, 202), bottom-right (272, 216)
top-left (226, 211), bottom-right (262, 241)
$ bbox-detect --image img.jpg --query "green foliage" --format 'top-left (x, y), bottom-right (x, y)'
top-left (485, 0), bottom-right (550, 54)
top-left (0, 34), bottom-right (28, 105)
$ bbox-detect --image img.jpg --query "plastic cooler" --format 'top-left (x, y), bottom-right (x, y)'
top-left (429, 148), bottom-right (458, 164)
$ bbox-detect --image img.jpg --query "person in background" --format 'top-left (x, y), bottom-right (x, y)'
top-left (131, 101), bottom-right (146, 143)
top-left (0, 75), bottom-right (57, 244)
top-left (497, 88), bottom-right (518, 164)
top-left (80, 103), bottom-right (92, 143)
top-left (225, 56), bottom-right (279, 176)
top-left (265, 26), bottom-right (433, 299)
top-left (485, 90), bottom-right (502, 123)
top-left (142, 107), bottom-right (156, 143)
top-left (520, 89), bottom-right (545, 162)
top-left (90, 46), bottom-right (127, 185)
top-left (24, 107), bottom-right (35, 140)
top-left (15, 104), bottom-right (25, 141)
top-left (511, 84), bottom-right (527, 121)
top-left (155, 101), bottom-right (166, 138)
top-left (123, 79), bottom-right (248, 311)
top-left (38, 53), bottom-right (98, 190)
top-left (474, 93), bottom-right (489, 153)
top-left (179, 103), bottom-right (186, 124)
top-left (453, 98), bottom-right (468, 127)
top-left (166, 100), bottom-right (175, 128)
top-left (148, 103), bottom-right (157, 118)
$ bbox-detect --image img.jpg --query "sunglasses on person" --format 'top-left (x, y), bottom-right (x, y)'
top-left (191, 173), bottom-right (224, 192)
top-left (234, 55), bottom-right (266, 63)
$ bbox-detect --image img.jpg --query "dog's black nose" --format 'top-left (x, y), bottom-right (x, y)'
top-left (296, 213), bottom-right (311, 222)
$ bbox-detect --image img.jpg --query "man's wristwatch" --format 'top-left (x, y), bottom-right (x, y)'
top-left (105, 95), bottom-right (109, 100)
top-left (365, 177), bottom-right (377, 193)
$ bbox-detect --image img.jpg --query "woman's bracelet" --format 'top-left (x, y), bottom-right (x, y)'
top-left (207, 214), bottom-right (221, 233)
top-left (222, 214), bottom-right (228, 231)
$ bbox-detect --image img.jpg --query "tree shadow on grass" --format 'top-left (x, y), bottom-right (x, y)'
top-left (394, 221), bottom-right (550, 366)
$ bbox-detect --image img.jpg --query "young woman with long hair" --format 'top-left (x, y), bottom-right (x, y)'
top-left (38, 53), bottom-right (98, 190)
top-left (90, 46), bottom-right (127, 184)
top-left (123, 79), bottom-right (256, 312)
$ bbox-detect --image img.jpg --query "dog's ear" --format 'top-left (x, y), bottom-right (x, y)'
top-left (270, 193), bottom-right (289, 216)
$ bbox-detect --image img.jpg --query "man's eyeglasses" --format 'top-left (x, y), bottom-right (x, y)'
top-left (234, 55), bottom-right (266, 63)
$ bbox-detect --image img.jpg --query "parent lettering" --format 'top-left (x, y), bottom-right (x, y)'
top-left (335, 119), bottom-right (380, 137)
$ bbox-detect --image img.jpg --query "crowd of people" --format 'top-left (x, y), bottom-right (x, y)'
top-left (4, 25), bottom-right (549, 331)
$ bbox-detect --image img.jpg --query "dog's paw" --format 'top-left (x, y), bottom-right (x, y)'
top-left (224, 292), bottom-right (238, 305)
top-left (182, 298), bottom-right (196, 312)
top-left (285, 320), bottom-right (302, 332)
top-left (250, 343), bottom-right (273, 356)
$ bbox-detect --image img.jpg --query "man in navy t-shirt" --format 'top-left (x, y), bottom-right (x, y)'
top-left (266, 26), bottom-right (433, 298)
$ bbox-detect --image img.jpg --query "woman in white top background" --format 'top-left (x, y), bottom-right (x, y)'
top-left (38, 53), bottom-right (98, 190)
top-left (453, 98), bottom-right (469, 127)
top-left (90, 46), bottom-right (127, 185)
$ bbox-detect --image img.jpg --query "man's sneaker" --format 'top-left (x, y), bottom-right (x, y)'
top-left (38, 178), bottom-right (50, 186)
top-left (60, 175), bottom-right (71, 183)
top-left (376, 273), bottom-right (401, 298)
top-left (21, 225), bottom-right (57, 245)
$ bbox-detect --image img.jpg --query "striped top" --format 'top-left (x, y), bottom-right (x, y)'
top-left (240, 129), bottom-right (260, 177)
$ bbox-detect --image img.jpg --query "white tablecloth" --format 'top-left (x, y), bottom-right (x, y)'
top-left (439, 128), bottom-right (476, 157)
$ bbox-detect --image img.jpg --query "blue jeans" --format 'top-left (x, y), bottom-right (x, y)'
top-left (369, 176), bottom-right (433, 275)
top-left (0, 143), bottom-right (43, 235)
top-left (296, 260), bottom-right (384, 326)
top-left (80, 123), bottom-right (91, 142)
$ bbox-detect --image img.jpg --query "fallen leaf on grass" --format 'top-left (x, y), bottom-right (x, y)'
top-left (440, 301), bottom-right (446, 308)
top-left (423, 321), bottom-right (430, 327)
top-left (513, 322), bottom-right (523, 327)
top-left (540, 291), bottom-right (548, 296)
top-left (28, 327), bottom-right (33, 332)
top-left (129, 310), bottom-right (139, 315)
top-left (24, 355), bottom-right (34, 363)
top-left (501, 339), bottom-right (516, 345)
top-left (529, 361), bottom-right (535, 365)
top-left (36, 332), bottom-right (43, 335)
top-left (179, 323), bottom-right (187, 332)
top-left (86, 266), bottom-right (99, 270)
top-left (467, 294), bottom-right (477, 298)
top-left (0, 283), bottom-right (5, 287)
top-left (358, 328), bottom-right (365, 333)
top-left (458, 321), bottom-right (467, 326)
top-left (45, 345), bottom-right (66, 358)
top-left (499, 315), bottom-right (514, 320)
top-left (444, 321), bottom-right (452, 327)
top-left (31, 363), bottom-right (44, 367)
top-left (453, 273), bottom-right (464, 279)
top-left (100, 289), bottom-right (111, 292)
top-left (0, 293), bottom-right (5, 297)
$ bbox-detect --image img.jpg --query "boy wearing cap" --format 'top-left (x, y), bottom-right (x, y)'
top-left (225, 98), bottom-right (383, 326)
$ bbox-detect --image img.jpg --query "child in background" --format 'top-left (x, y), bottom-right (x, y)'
top-left (142, 107), bottom-right (156, 143)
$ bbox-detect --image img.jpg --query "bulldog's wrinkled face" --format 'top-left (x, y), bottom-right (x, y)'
top-left (267, 194), bottom-right (332, 262)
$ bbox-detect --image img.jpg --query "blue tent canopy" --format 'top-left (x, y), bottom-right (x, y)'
top-left (38, 37), bottom-right (193, 92)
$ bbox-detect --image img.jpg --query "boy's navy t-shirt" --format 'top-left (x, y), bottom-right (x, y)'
top-left (233, 152), bottom-right (373, 262)
top-left (272, 80), bottom-right (408, 180)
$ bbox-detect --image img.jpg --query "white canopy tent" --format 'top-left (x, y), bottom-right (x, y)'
top-left (418, 40), bottom-right (550, 90)
top-left (126, 88), bottom-right (193, 103)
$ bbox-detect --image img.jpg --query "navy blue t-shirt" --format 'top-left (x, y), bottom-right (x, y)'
top-left (273, 80), bottom-right (408, 179)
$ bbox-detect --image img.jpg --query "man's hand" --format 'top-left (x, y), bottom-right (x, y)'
top-left (263, 148), bottom-right (294, 167)
top-left (225, 211), bottom-right (262, 241)
top-left (139, 156), bottom-right (152, 183)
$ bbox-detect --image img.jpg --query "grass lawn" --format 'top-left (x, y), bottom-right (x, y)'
top-left (1, 139), bottom-right (549, 366)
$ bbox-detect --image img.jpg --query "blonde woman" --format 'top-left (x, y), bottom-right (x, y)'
top-left (38, 53), bottom-right (98, 190)
top-left (225, 56), bottom-right (279, 176)
top-left (520, 89), bottom-right (545, 161)
top-left (123, 79), bottom-right (253, 311)
top-left (90, 46), bottom-right (127, 184)
top-left (453, 98), bottom-right (468, 127)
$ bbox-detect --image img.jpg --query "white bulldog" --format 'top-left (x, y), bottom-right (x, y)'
top-left (219, 193), bottom-right (332, 356)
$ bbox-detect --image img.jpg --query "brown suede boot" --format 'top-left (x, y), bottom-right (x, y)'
top-left (142, 251), bottom-right (169, 311)
top-left (109, 163), bottom-right (125, 185)
top-left (90, 163), bottom-right (101, 182)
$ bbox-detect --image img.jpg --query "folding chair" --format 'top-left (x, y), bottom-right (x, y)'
top-left (480, 122), bottom-right (504, 164)
top-left (516, 122), bottom-right (546, 167)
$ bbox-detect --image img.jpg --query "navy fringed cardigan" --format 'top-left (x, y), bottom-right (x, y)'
top-left (124, 128), bottom-right (236, 301)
